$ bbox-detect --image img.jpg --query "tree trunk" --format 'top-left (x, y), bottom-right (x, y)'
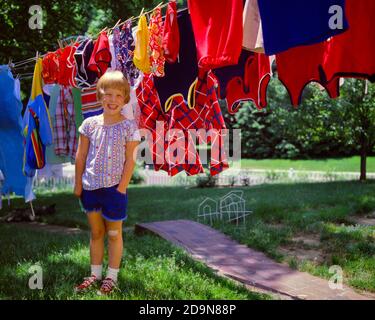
top-left (359, 132), bottom-right (367, 181)
top-left (360, 150), bottom-right (367, 181)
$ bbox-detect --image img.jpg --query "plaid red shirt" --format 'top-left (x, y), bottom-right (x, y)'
top-left (136, 71), bottom-right (229, 176)
top-left (191, 69), bottom-right (229, 175)
top-left (136, 74), bottom-right (170, 173)
top-left (54, 86), bottom-right (77, 160)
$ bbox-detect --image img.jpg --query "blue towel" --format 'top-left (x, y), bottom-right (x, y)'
top-left (258, 0), bottom-right (349, 55)
top-left (0, 65), bottom-right (34, 200)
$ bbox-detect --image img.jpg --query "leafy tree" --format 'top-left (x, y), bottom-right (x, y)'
top-left (334, 79), bottom-right (375, 180)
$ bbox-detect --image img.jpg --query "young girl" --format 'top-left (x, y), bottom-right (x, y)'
top-left (74, 70), bottom-right (140, 295)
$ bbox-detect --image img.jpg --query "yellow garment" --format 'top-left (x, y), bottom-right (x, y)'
top-left (133, 15), bottom-right (151, 73)
top-left (26, 58), bottom-right (53, 139)
top-left (31, 58), bottom-right (44, 100)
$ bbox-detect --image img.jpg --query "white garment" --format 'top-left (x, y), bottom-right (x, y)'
top-left (36, 163), bottom-right (64, 179)
top-left (108, 34), bottom-right (117, 71)
top-left (121, 88), bottom-right (142, 128)
top-left (243, 0), bottom-right (264, 53)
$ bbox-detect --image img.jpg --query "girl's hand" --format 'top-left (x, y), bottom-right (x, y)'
top-left (116, 187), bottom-right (127, 195)
top-left (74, 183), bottom-right (83, 197)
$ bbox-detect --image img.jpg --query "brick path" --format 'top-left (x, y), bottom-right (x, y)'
top-left (135, 219), bottom-right (374, 300)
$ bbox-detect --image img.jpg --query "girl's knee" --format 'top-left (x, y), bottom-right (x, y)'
top-left (91, 228), bottom-right (105, 241)
top-left (107, 229), bottom-right (122, 242)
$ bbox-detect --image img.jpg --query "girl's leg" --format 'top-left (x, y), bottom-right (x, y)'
top-left (87, 211), bottom-right (106, 266)
top-left (75, 211), bottom-right (105, 292)
top-left (104, 220), bottom-right (123, 269)
top-left (98, 220), bottom-right (123, 294)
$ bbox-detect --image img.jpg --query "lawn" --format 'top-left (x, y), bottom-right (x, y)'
top-left (0, 222), bottom-right (267, 300)
top-left (1, 180), bottom-right (375, 298)
top-left (239, 156), bottom-right (375, 173)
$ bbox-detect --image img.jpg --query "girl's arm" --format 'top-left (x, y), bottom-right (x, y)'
top-left (117, 141), bottom-right (140, 194)
top-left (74, 134), bottom-right (90, 197)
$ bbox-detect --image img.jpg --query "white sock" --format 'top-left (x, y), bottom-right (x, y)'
top-left (106, 267), bottom-right (119, 282)
top-left (91, 264), bottom-right (103, 280)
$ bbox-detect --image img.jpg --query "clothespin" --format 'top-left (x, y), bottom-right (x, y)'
top-left (99, 26), bottom-right (108, 34)
top-left (8, 58), bottom-right (14, 69)
top-left (140, 7), bottom-right (144, 17)
top-left (114, 19), bottom-right (121, 29)
top-left (156, 2), bottom-right (163, 9)
top-left (109, 19), bottom-right (121, 35)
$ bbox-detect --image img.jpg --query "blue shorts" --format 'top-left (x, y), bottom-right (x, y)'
top-left (79, 184), bottom-right (128, 222)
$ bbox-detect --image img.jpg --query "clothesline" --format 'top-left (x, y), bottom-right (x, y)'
top-left (96, 1), bottom-right (168, 37)
top-left (10, 1), bottom-right (186, 69)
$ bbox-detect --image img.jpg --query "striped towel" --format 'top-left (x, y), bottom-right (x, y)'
top-left (81, 85), bottom-right (103, 119)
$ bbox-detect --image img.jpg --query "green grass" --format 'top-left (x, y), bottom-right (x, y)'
top-left (0, 223), bottom-right (268, 300)
top-left (239, 156), bottom-right (375, 172)
top-left (2, 180), bottom-right (375, 296)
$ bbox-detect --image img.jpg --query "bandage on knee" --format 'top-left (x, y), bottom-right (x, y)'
top-left (108, 229), bottom-right (119, 237)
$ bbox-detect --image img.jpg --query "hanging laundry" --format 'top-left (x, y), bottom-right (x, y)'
top-left (0, 66), bottom-right (31, 200)
top-left (108, 34), bottom-right (117, 71)
top-left (165, 94), bottom-right (204, 176)
top-left (74, 38), bottom-right (99, 88)
top-left (187, 0), bottom-right (243, 70)
top-left (149, 7), bottom-right (165, 77)
top-left (72, 87), bottom-right (84, 134)
top-left (133, 15), bottom-right (151, 74)
top-left (154, 10), bottom-right (198, 111)
top-left (88, 31), bottom-right (112, 77)
top-left (190, 70), bottom-right (229, 176)
top-left (213, 50), bottom-right (271, 113)
top-left (22, 58), bottom-right (53, 177)
top-left (113, 21), bottom-right (141, 87)
top-left (121, 88), bottom-right (142, 126)
top-left (45, 85), bottom-right (72, 164)
top-left (323, 0), bottom-right (375, 83)
top-left (136, 74), bottom-right (170, 173)
top-left (276, 41), bottom-right (340, 106)
top-left (81, 85), bottom-right (103, 119)
top-left (36, 163), bottom-right (64, 180)
top-left (57, 44), bottom-right (79, 87)
top-left (257, 0), bottom-right (348, 56)
top-left (243, 0), bottom-right (264, 53)
top-left (162, 0), bottom-right (180, 64)
top-left (166, 70), bottom-right (229, 176)
top-left (45, 85), bottom-right (81, 164)
top-left (53, 86), bottom-right (77, 159)
top-left (42, 52), bottom-right (60, 84)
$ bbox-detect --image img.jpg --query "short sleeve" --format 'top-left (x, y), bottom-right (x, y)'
top-left (125, 119), bottom-right (141, 142)
top-left (78, 118), bottom-right (92, 138)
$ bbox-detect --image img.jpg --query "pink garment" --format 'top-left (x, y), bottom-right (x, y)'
top-left (243, 0), bottom-right (264, 53)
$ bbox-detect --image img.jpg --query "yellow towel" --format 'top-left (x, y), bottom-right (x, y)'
top-left (133, 15), bottom-right (151, 73)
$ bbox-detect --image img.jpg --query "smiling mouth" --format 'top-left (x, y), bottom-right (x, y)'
top-left (107, 105), bottom-right (119, 110)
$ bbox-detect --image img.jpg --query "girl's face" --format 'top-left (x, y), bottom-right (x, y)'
top-left (101, 88), bottom-right (126, 116)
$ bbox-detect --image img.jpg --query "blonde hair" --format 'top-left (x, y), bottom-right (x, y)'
top-left (96, 70), bottom-right (130, 104)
